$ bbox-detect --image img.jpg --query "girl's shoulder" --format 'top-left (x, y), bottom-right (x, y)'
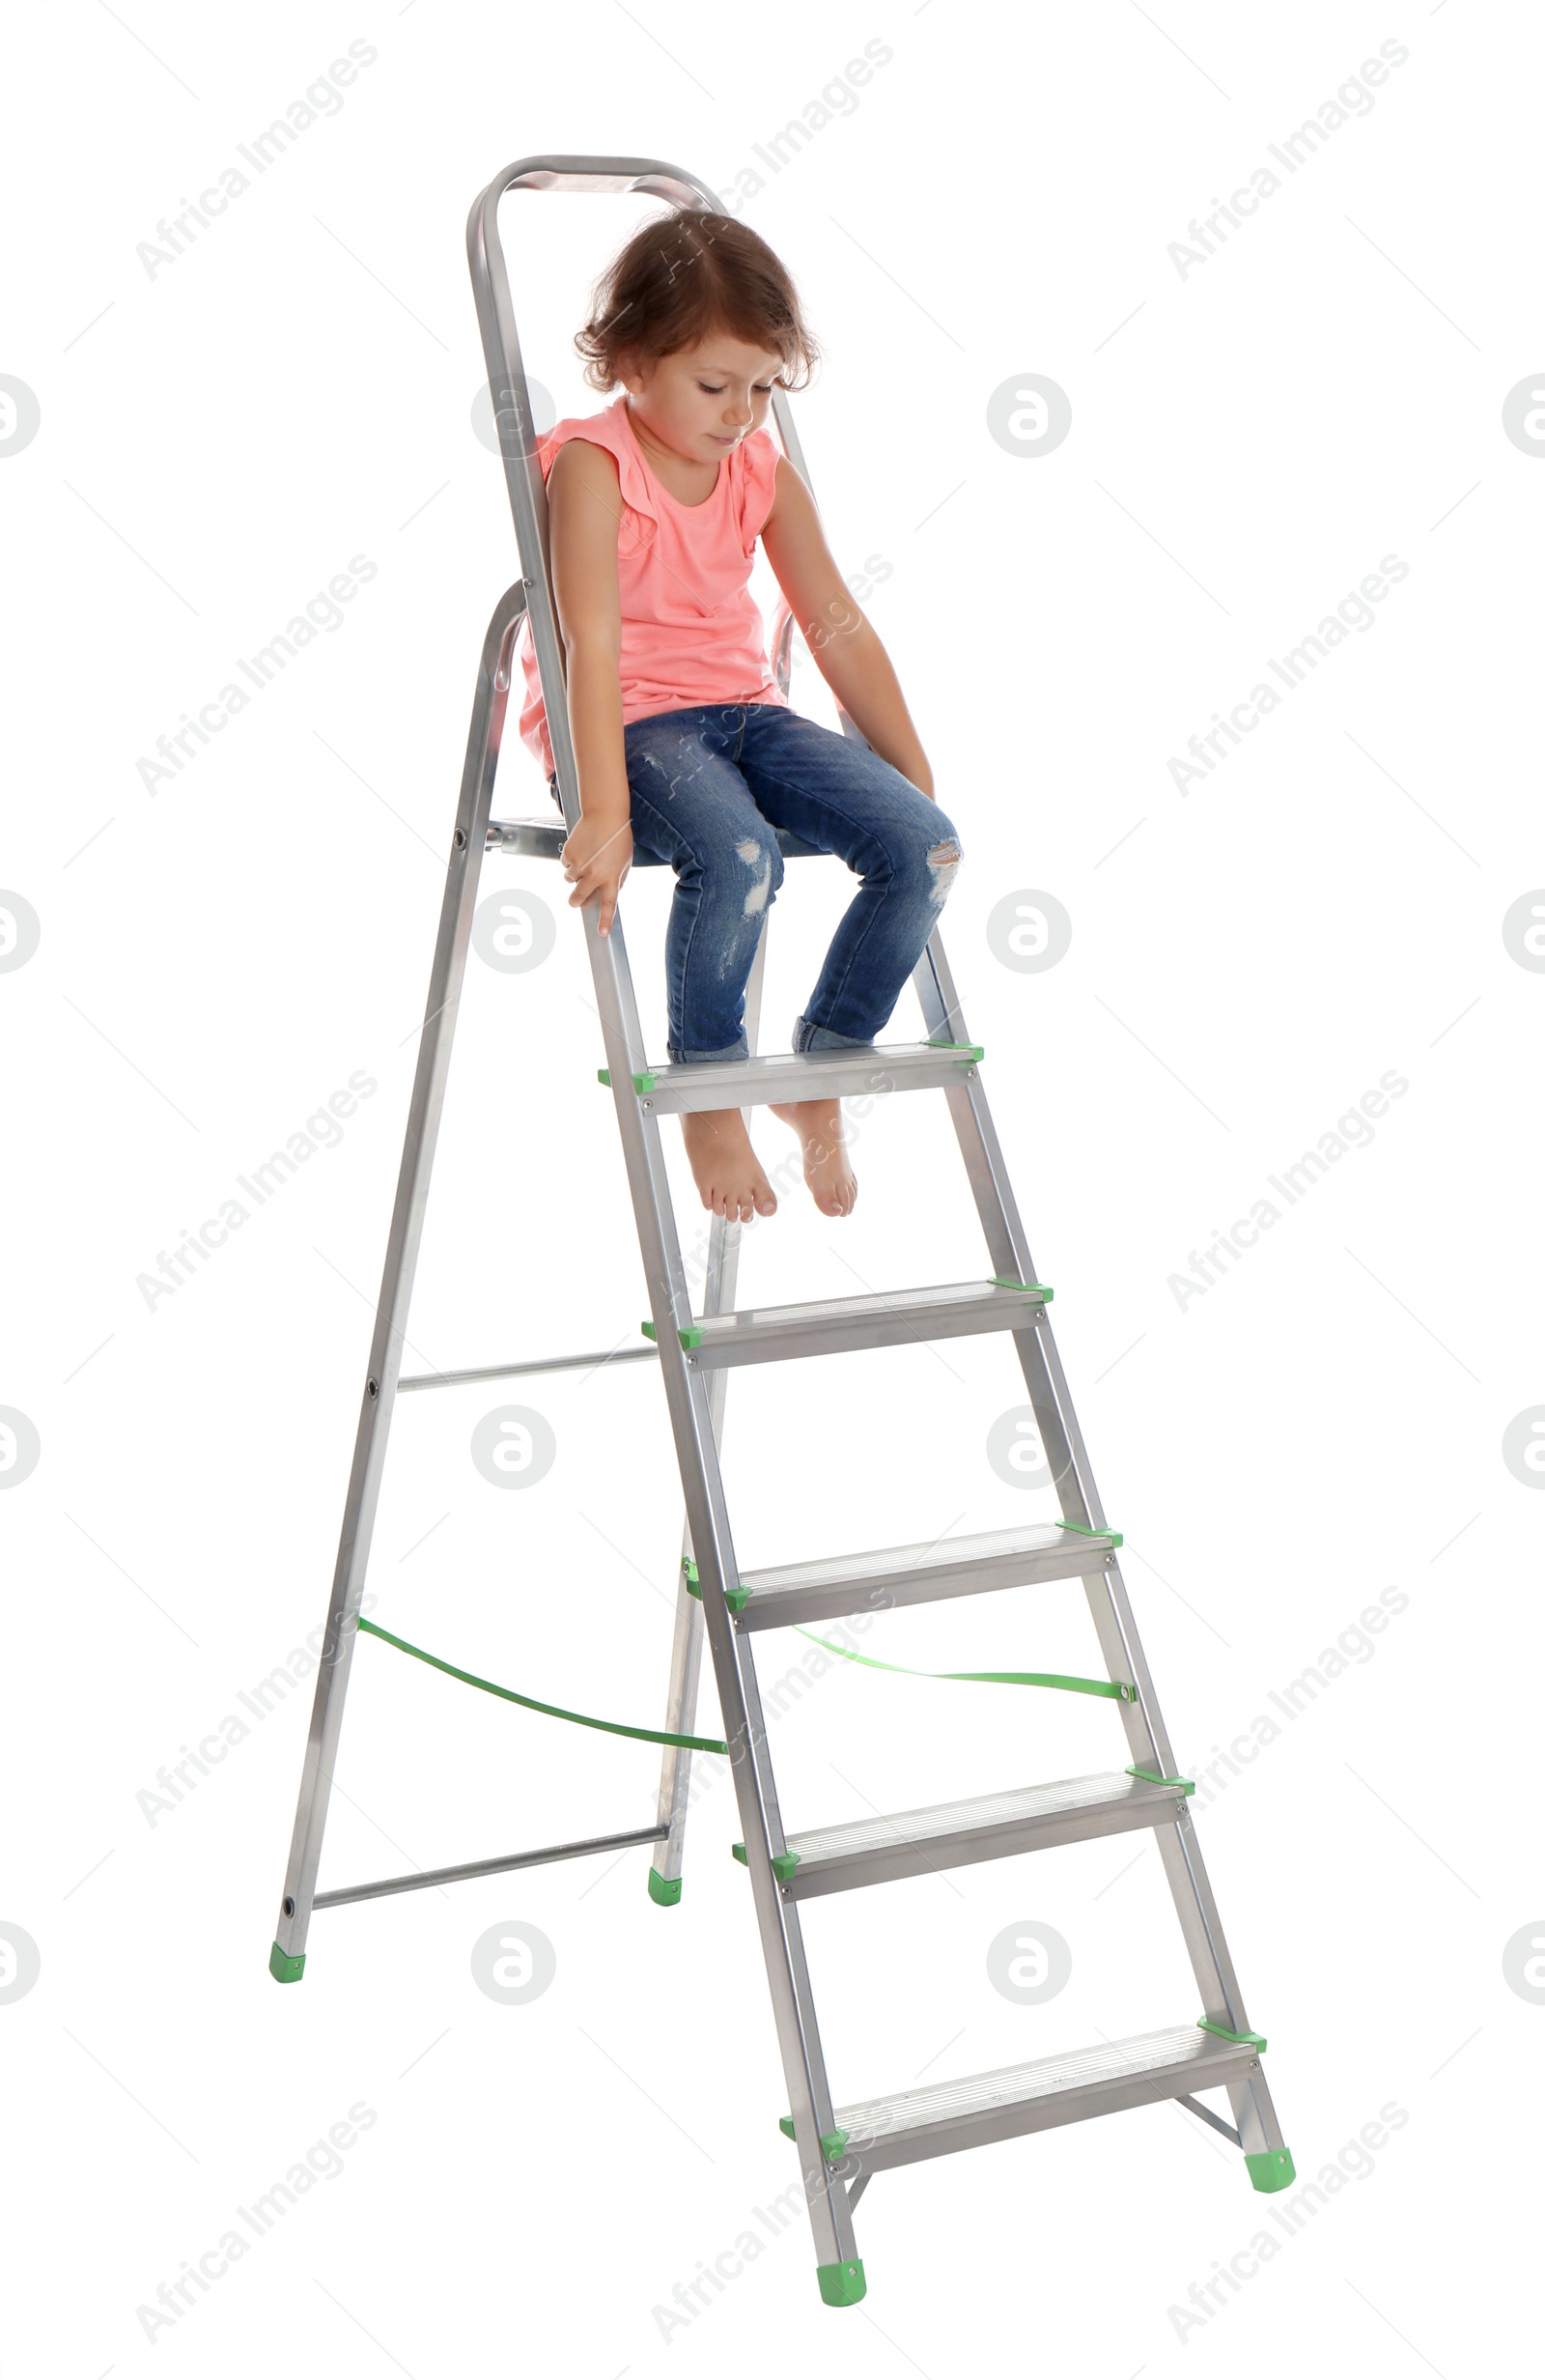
top-left (539, 397), bottom-right (656, 532)
top-left (728, 424), bottom-right (781, 555)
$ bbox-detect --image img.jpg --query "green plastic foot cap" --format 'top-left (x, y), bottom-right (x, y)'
top-left (816, 2258), bottom-right (866, 2308)
top-left (1246, 2147), bottom-right (1296, 2194)
top-left (647, 1867), bottom-right (683, 1907)
top-left (268, 1941), bottom-right (305, 1984)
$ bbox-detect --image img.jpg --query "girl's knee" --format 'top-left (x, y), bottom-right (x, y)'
top-left (730, 832), bottom-right (782, 917)
top-left (923, 799), bottom-right (962, 860)
top-left (908, 816), bottom-right (963, 904)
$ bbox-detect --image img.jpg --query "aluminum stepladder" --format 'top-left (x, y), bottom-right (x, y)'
top-left (270, 155), bottom-right (1295, 2309)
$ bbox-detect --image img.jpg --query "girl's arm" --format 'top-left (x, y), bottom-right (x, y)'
top-left (548, 437), bottom-right (634, 935)
top-left (760, 456), bottom-right (935, 797)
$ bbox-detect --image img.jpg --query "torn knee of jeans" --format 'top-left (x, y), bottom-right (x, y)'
top-left (926, 838), bottom-right (961, 900)
top-left (737, 837), bottom-right (775, 917)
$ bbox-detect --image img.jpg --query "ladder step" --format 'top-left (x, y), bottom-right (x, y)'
top-left (645, 1277), bottom-right (1049, 1370)
top-left (774, 1771), bottom-right (1190, 1899)
top-left (734, 1519), bottom-right (1117, 1631)
top-left (602, 1040), bottom-right (982, 1112)
top-left (823, 2025), bottom-right (1261, 2172)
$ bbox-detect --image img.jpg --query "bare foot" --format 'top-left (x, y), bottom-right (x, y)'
top-left (680, 1108), bottom-right (778, 1222)
top-left (769, 1097), bottom-right (857, 1217)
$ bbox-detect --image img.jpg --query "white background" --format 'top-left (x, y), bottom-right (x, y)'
top-left (2, 1), bottom-right (1539, 2371)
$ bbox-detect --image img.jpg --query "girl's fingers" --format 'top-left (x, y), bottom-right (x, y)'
top-left (564, 867), bottom-right (622, 925)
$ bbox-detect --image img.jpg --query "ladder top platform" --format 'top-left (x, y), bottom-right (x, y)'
top-left (488, 815), bottom-right (823, 865)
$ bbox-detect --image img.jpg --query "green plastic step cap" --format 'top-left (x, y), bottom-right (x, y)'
top-left (816, 2257), bottom-right (866, 2307)
top-left (1246, 2147), bottom-right (1296, 2194)
top-left (733, 1843), bottom-right (800, 1882)
top-left (268, 1941), bottom-right (305, 1985)
top-left (646, 1867), bottom-right (682, 1908)
top-left (681, 1556), bottom-right (749, 1610)
top-left (1126, 1765), bottom-right (1195, 1794)
top-left (1055, 1517), bottom-right (1124, 1549)
top-left (777, 2117), bottom-right (850, 2161)
top-left (641, 1320), bottom-right (703, 1348)
top-left (1197, 2016), bottom-right (1268, 2053)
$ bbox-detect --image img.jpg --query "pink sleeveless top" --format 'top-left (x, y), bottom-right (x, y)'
top-left (516, 395), bottom-right (791, 779)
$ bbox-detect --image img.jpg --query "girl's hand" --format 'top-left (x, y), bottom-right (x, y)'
top-left (560, 811), bottom-right (633, 937)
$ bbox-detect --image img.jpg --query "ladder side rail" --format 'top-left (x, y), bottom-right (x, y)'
top-left (468, 161), bottom-right (857, 2262)
top-left (467, 156), bottom-right (716, 839)
top-left (909, 931), bottom-right (1269, 2039)
top-left (632, 1014), bottom-right (858, 2259)
top-left (272, 583), bottom-right (526, 1969)
top-left (467, 157), bottom-right (716, 1094)
top-left (768, 387), bottom-right (865, 745)
top-left (466, 181), bottom-right (570, 816)
top-left (767, 384), bottom-right (819, 496)
top-left (582, 899), bottom-right (858, 2270)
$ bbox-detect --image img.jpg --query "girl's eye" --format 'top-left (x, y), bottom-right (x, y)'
top-left (697, 382), bottom-right (776, 396)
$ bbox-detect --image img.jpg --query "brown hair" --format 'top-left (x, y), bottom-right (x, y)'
top-left (575, 208), bottom-right (821, 395)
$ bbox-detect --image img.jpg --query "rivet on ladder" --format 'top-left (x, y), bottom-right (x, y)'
top-left (282, 1897), bottom-right (295, 1916)
top-left (454, 828), bottom-right (466, 850)
top-left (367, 1379), bottom-right (379, 1399)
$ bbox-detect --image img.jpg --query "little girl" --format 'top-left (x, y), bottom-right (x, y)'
top-left (517, 208), bottom-right (962, 1225)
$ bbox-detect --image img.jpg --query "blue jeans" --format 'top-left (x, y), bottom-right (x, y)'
top-left (555, 704), bottom-right (962, 1062)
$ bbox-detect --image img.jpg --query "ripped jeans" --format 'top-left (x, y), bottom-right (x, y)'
top-left (572, 702), bottom-right (963, 1063)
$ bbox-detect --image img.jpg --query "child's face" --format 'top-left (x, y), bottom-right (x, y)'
top-left (620, 334), bottom-right (785, 466)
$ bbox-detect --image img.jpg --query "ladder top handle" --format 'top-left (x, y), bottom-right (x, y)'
top-left (470, 155), bottom-right (715, 227)
top-left (464, 146), bottom-right (820, 552)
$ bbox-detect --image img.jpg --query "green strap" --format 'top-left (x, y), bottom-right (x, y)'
top-left (355, 1616), bottom-right (730, 1754)
top-left (792, 1628), bottom-right (1134, 1701)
